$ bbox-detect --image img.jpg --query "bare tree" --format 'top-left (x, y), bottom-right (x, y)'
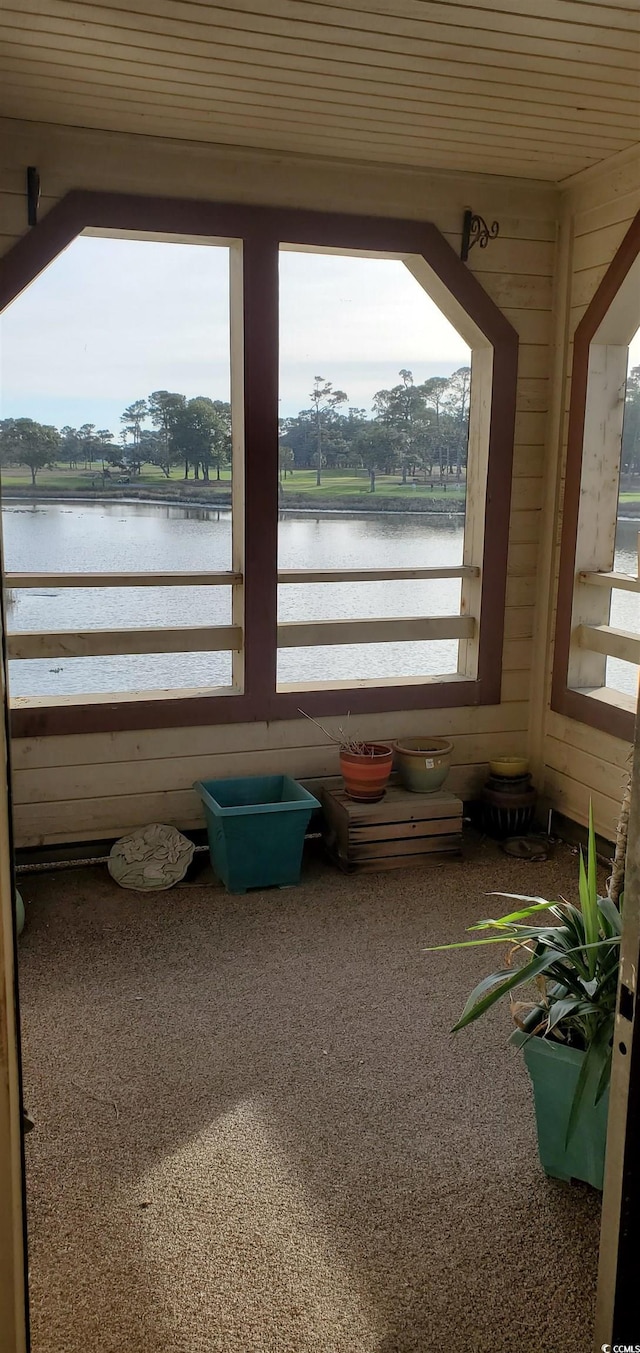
top-left (309, 377), bottom-right (347, 487)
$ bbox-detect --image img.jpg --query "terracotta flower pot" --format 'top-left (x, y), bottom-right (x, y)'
top-left (339, 743), bottom-right (393, 802)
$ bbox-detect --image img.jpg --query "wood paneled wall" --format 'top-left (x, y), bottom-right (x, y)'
top-left (0, 118), bottom-right (557, 847)
top-left (531, 149), bottom-right (640, 842)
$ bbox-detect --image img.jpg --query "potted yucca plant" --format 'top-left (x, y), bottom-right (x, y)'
top-left (427, 805), bottom-right (621, 1189)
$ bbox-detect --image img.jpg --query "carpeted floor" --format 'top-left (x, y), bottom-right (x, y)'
top-left (18, 839), bottom-right (602, 1353)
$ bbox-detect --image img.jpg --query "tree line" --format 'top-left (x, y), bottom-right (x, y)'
top-left (0, 392), bottom-right (232, 485)
top-left (281, 368), bottom-right (472, 492)
top-left (0, 371), bottom-right (471, 493)
top-left (621, 366), bottom-right (640, 478)
top-left (3, 366), bottom-right (638, 493)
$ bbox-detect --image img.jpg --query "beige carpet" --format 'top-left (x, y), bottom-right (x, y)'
top-left (19, 838), bottom-right (601, 1353)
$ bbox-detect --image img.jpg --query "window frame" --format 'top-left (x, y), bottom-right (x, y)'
top-left (0, 191), bottom-right (518, 739)
top-left (552, 209), bottom-right (640, 743)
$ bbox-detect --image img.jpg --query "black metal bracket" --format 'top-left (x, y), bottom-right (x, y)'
top-left (26, 166), bottom-right (40, 227)
top-left (460, 209), bottom-right (499, 263)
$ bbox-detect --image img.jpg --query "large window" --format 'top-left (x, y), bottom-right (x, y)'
top-left (552, 210), bottom-right (640, 741)
top-left (277, 248), bottom-right (471, 692)
top-left (0, 194), bottom-right (517, 737)
top-left (605, 334), bottom-right (640, 697)
top-left (1, 234), bottom-right (238, 701)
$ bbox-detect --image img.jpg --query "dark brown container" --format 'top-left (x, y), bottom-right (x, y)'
top-left (481, 771), bottom-right (537, 839)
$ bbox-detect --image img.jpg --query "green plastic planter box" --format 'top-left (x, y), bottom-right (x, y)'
top-left (194, 775), bottom-right (320, 893)
top-left (511, 1029), bottom-right (609, 1189)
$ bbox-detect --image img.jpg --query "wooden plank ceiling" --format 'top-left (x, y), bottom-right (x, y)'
top-left (0, 0), bottom-right (638, 181)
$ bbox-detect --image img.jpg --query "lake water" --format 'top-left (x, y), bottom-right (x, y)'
top-left (3, 500), bottom-right (638, 699)
top-left (1, 500), bottom-right (465, 696)
top-left (608, 517), bottom-right (640, 696)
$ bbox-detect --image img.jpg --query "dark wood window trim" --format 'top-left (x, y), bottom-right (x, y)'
top-left (0, 191), bottom-right (518, 739)
top-left (552, 209), bottom-right (640, 745)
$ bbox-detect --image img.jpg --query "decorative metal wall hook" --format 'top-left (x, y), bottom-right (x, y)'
top-left (26, 167), bottom-right (40, 227)
top-left (460, 209), bottom-right (499, 263)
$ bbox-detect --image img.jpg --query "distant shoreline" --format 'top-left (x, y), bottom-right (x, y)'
top-left (0, 485), bottom-right (467, 517)
top-left (4, 483), bottom-right (640, 521)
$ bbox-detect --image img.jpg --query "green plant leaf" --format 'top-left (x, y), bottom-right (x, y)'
top-left (595, 1049), bottom-right (613, 1105)
top-left (578, 804), bottom-right (600, 979)
top-left (558, 901), bottom-right (589, 950)
top-left (455, 934), bottom-right (621, 1032)
top-left (531, 924), bottom-right (590, 968)
top-left (456, 967), bottom-right (519, 1021)
top-left (487, 893), bottom-right (559, 906)
top-left (591, 950), bottom-right (622, 1000)
top-left (423, 936), bottom-right (527, 952)
top-left (578, 851), bottom-right (594, 978)
top-left (565, 1018), bottom-right (613, 1146)
top-left (597, 895), bottom-right (623, 937)
top-left (453, 950), bottom-right (564, 1030)
top-left (540, 963), bottom-right (591, 1000)
top-left (470, 897), bottom-right (560, 927)
top-left (588, 801), bottom-right (598, 916)
top-left (546, 998), bottom-right (589, 1032)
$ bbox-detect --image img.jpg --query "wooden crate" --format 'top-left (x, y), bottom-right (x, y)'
top-left (321, 784), bottom-right (463, 873)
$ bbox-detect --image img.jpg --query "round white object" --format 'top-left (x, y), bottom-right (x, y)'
top-left (108, 823), bottom-right (195, 891)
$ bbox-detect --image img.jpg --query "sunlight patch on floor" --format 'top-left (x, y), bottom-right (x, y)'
top-left (136, 1096), bottom-right (385, 1352)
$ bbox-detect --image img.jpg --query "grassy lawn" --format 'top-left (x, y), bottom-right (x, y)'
top-left (280, 470), bottom-right (465, 499)
top-left (1, 468), bottom-right (107, 489)
top-left (0, 465), bottom-right (233, 489)
top-left (1, 464), bottom-right (465, 499)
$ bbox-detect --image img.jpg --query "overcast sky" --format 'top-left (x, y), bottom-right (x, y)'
top-left (1, 234), bottom-right (638, 435)
top-left (0, 235), bottom-right (471, 433)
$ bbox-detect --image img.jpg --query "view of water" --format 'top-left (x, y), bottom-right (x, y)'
top-left (4, 500), bottom-right (639, 699)
top-left (608, 517), bottom-right (640, 696)
top-left (2, 500), bottom-right (465, 696)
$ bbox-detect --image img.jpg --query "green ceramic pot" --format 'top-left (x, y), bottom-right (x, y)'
top-left (510, 1028), bottom-right (608, 1189)
top-left (394, 737), bottom-right (453, 793)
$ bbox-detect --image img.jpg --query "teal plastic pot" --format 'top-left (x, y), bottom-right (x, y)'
top-left (511, 1029), bottom-right (609, 1189)
top-left (194, 775), bottom-right (320, 894)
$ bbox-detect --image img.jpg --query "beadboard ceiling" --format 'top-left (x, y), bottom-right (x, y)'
top-left (0, 0), bottom-right (638, 181)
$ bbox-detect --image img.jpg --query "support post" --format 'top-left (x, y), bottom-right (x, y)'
top-left (241, 232), bottom-right (279, 706)
top-left (595, 687), bottom-right (640, 1348)
top-left (0, 521), bottom-right (29, 1351)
